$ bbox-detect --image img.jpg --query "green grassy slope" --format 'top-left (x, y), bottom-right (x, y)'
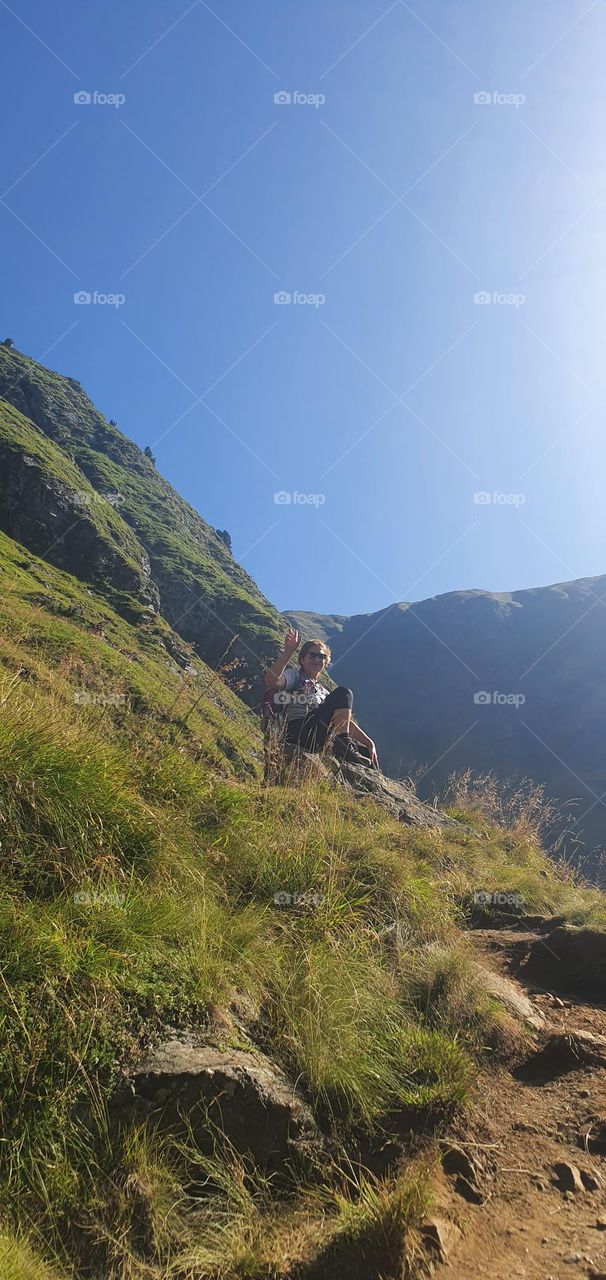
top-left (0, 526), bottom-right (604, 1279)
top-left (0, 399), bottom-right (159, 609)
top-left (0, 528), bottom-right (261, 781)
top-left (0, 344), bottom-right (285, 680)
top-left (0, 344), bottom-right (604, 1278)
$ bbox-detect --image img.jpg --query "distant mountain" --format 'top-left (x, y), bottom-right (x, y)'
top-left (287, 583), bottom-right (606, 876)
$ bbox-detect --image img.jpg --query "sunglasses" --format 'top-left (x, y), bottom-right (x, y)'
top-left (306, 651), bottom-right (327, 662)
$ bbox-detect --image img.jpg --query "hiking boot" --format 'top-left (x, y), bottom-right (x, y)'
top-left (331, 734), bottom-right (376, 769)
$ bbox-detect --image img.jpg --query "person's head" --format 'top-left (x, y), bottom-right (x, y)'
top-left (299, 638), bottom-right (331, 679)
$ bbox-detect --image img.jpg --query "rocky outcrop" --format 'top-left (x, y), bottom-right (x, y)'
top-left (119, 1032), bottom-right (322, 1170)
top-left (520, 925), bottom-right (606, 998)
top-left (328, 757), bottom-right (462, 827)
top-left (280, 747), bottom-right (463, 829)
top-left (472, 961), bottom-right (545, 1032)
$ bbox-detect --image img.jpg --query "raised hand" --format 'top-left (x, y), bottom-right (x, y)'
top-left (283, 627), bottom-right (300, 657)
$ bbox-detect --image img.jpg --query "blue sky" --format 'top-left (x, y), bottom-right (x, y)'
top-left (1, 0), bottom-right (605, 617)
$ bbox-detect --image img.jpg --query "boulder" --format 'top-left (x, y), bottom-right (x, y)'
top-left (520, 925), bottom-right (606, 997)
top-left (473, 962), bottom-right (545, 1031)
top-left (515, 1030), bottom-right (606, 1082)
top-left (281, 747), bottom-right (463, 829)
top-left (329, 758), bottom-right (463, 827)
top-left (120, 1033), bottom-right (321, 1170)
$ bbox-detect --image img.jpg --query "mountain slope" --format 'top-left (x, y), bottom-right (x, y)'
top-left (0, 344), bottom-right (605, 1280)
top-left (287, 580), bottom-right (606, 877)
top-left (1, 519), bottom-right (605, 1280)
top-left (0, 343), bottom-right (284, 682)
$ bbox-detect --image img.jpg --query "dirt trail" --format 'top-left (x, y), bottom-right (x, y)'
top-left (431, 926), bottom-right (606, 1280)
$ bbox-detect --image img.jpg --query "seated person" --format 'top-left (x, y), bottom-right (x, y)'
top-left (263, 628), bottom-right (379, 769)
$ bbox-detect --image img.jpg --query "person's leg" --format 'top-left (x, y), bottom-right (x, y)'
top-left (296, 687), bottom-right (354, 752)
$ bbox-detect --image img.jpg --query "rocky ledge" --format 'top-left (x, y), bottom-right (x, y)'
top-left (279, 746), bottom-right (463, 829)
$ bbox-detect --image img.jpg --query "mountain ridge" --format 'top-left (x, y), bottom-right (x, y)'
top-left (287, 577), bottom-right (606, 879)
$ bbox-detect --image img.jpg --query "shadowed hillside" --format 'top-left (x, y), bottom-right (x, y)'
top-left (287, 582), bottom-right (606, 881)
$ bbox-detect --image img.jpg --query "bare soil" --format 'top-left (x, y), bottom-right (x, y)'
top-left (431, 926), bottom-right (606, 1280)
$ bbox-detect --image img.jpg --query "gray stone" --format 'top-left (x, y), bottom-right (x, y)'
top-left (441, 1143), bottom-right (485, 1203)
top-left (474, 962), bottom-right (546, 1031)
top-left (553, 1162), bottom-right (585, 1193)
top-left (281, 747), bottom-right (464, 829)
top-left (123, 1033), bottom-right (321, 1170)
top-left (420, 1216), bottom-right (462, 1263)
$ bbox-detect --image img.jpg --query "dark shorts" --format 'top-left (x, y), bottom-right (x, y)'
top-left (285, 686), bottom-right (353, 752)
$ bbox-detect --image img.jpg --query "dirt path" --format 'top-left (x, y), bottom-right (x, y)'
top-left (431, 926), bottom-right (606, 1280)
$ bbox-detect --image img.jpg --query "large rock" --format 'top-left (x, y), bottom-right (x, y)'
top-left (329, 757), bottom-right (463, 827)
top-left (473, 961), bottom-right (545, 1032)
top-left (520, 925), bottom-right (606, 997)
top-left (121, 1033), bottom-right (322, 1170)
top-left (281, 747), bottom-right (463, 829)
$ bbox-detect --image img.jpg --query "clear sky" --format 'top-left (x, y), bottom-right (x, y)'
top-left (1, 0), bottom-right (605, 617)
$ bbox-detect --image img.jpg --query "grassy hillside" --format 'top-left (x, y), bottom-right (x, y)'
top-left (0, 528), bottom-right (604, 1279)
top-left (0, 344), bottom-right (285, 681)
top-left (0, 528), bottom-right (261, 780)
top-left (0, 344), bottom-right (604, 1277)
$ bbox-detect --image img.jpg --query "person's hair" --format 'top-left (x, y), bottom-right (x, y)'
top-left (299, 638), bottom-right (331, 666)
